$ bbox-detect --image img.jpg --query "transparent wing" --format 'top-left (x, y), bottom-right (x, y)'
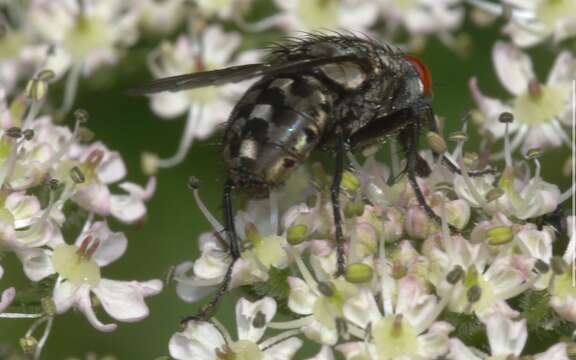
top-left (128, 55), bottom-right (365, 95)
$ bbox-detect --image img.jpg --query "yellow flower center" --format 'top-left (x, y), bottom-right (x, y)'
top-left (536, 0), bottom-right (576, 26)
top-left (0, 32), bottom-right (26, 60)
top-left (217, 340), bottom-right (264, 360)
top-left (373, 315), bottom-right (421, 359)
top-left (63, 15), bottom-right (112, 60)
top-left (298, 0), bottom-right (339, 30)
top-left (513, 83), bottom-right (569, 126)
top-left (51, 242), bottom-right (101, 286)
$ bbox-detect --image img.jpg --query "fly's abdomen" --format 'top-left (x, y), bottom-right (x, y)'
top-left (224, 75), bottom-right (333, 195)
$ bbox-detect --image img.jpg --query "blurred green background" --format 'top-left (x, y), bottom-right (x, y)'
top-left (1, 13), bottom-right (573, 360)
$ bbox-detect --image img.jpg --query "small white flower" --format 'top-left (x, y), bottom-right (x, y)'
top-left (193, 0), bottom-right (255, 20)
top-left (448, 311), bottom-right (568, 359)
top-left (19, 220), bottom-right (162, 331)
top-left (132, 0), bottom-right (188, 35)
top-left (378, 0), bottom-right (464, 37)
top-left (145, 25), bottom-right (260, 170)
top-left (271, 0), bottom-right (379, 32)
top-left (169, 297), bottom-right (302, 360)
top-left (470, 42), bottom-right (575, 154)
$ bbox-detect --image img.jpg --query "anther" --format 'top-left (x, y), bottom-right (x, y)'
top-left (467, 285), bottom-right (482, 303)
top-left (551, 256), bottom-right (567, 275)
top-left (6, 127), bottom-right (22, 138)
top-left (528, 79), bottom-right (542, 99)
top-left (36, 69), bottom-right (55, 82)
top-left (23, 129), bottom-right (34, 140)
top-left (69, 166), bottom-right (86, 184)
top-left (446, 265), bottom-right (464, 284)
top-left (426, 131), bottom-right (447, 154)
top-left (485, 188), bottom-right (505, 202)
top-left (391, 315), bottom-right (404, 337)
top-left (525, 148), bottom-right (543, 160)
top-left (287, 224), bottom-right (308, 245)
top-left (344, 263), bottom-right (374, 284)
top-left (487, 226), bottom-right (514, 245)
top-left (187, 176), bottom-right (201, 190)
top-left (252, 311), bottom-right (266, 328)
top-left (498, 112), bottom-right (514, 123)
top-left (41, 297), bottom-right (57, 317)
top-left (74, 109), bottom-right (89, 123)
top-left (317, 281), bottom-right (335, 297)
top-left (448, 131), bottom-right (468, 142)
top-left (20, 336), bottom-right (38, 356)
top-left (533, 259), bottom-right (550, 275)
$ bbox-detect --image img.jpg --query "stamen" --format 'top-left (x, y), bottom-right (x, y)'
top-left (269, 190), bottom-right (279, 236)
top-left (268, 315), bottom-right (313, 330)
top-left (60, 63), bottom-right (82, 115)
top-left (187, 176), bottom-right (224, 233)
top-left (284, 246), bottom-right (319, 296)
top-left (34, 317), bottom-right (53, 360)
top-left (499, 112), bottom-right (514, 168)
top-left (459, 158), bottom-right (490, 211)
top-left (211, 318), bottom-right (234, 345)
top-left (157, 105), bottom-right (202, 169)
top-left (259, 329), bottom-right (301, 350)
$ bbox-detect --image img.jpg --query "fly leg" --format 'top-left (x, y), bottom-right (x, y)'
top-left (181, 179), bottom-right (241, 323)
top-left (332, 125), bottom-right (347, 277)
top-left (400, 122), bottom-right (459, 234)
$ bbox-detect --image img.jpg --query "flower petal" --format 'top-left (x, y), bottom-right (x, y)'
top-left (92, 278), bottom-right (162, 323)
top-left (76, 284), bottom-right (117, 332)
top-left (236, 297), bottom-right (277, 343)
top-left (169, 321), bottom-right (225, 360)
top-left (492, 41), bottom-right (534, 95)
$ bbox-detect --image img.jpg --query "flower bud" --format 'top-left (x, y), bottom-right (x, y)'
top-left (287, 224), bottom-right (308, 245)
top-left (25, 78), bottom-right (48, 101)
top-left (344, 263), bottom-right (374, 284)
top-left (487, 226), bottom-right (514, 245)
top-left (341, 171), bottom-right (360, 193)
top-left (404, 207), bottom-right (431, 240)
top-left (345, 200), bottom-right (364, 218)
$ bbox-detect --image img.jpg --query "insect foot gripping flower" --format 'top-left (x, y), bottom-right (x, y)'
top-left (18, 220), bottom-right (162, 332)
top-left (470, 42), bottom-right (575, 156)
top-left (142, 24), bottom-right (261, 174)
top-left (169, 297), bottom-right (302, 360)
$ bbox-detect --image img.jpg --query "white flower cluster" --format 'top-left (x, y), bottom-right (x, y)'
top-left (0, 56), bottom-right (160, 360)
top-left (172, 116), bottom-right (574, 359)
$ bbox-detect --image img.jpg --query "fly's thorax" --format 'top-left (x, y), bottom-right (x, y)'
top-left (223, 74), bottom-right (334, 193)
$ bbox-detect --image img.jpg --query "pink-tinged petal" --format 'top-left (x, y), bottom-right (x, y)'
top-left (521, 123), bottom-right (564, 153)
top-left (447, 338), bottom-right (483, 360)
top-left (17, 248), bottom-right (55, 282)
top-left (236, 297), bottom-right (277, 343)
top-left (6, 193), bottom-right (41, 227)
top-left (335, 342), bottom-right (369, 360)
top-left (263, 337), bottom-right (303, 360)
top-left (342, 289), bottom-right (381, 329)
top-left (72, 181), bottom-right (111, 215)
top-left (492, 42), bottom-right (535, 95)
top-left (287, 276), bottom-right (315, 315)
top-left (109, 194), bottom-right (146, 224)
top-left (0, 287), bottom-right (15, 313)
top-left (535, 343), bottom-right (569, 360)
top-left (96, 149), bottom-right (127, 184)
top-left (169, 321), bottom-right (225, 359)
top-left (547, 51), bottom-right (576, 84)
top-left (53, 278), bottom-right (78, 314)
top-left (469, 78), bottom-right (515, 138)
top-left (484, 313), bottom-right (527, 356)
top-left (76, 284), bottom-right (117, 332)
top-left (92, 279), bottom-right (161, 323)
top-left (150, 92), bottom-right (189, 119)
top-left (86, 221), bottom-right (127, 266)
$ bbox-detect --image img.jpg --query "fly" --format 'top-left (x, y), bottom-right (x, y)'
top-left (130, 32), bottom-right (494, 322)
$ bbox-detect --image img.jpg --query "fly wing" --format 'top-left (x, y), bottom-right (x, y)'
top-left (128, 55), bottom-right (366, 95)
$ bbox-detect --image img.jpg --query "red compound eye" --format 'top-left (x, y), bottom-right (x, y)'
top-left (405, 54), bottom-right (432, 97)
